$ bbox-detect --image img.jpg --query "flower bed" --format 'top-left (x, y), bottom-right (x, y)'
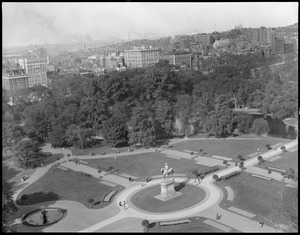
top-left (159, 219), bottom-right (191, 226)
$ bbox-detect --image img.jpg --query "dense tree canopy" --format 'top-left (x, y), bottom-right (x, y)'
top-left (5, 52), bottom-right (296, 151)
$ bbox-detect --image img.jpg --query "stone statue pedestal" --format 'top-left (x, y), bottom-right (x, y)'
top-left (154, 178), bottom-right (182, 201)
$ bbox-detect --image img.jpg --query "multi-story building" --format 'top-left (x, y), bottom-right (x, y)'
top-left (25, 57), bottom-right (48, 87)
top-left (124, 48), bottom-right (160, 68)
top-left (259, 27), bottom-right (269, 44)
top-left (198, 34), bottom-right (211, 46)
top-left (251, 28), bottom-right (260, 43)
top-left (213, 39), bottom-right (230, 49)
top-left (162, 52), bottom-right (192, 68)
top-left (272, 37), bottom-right (285, 54)
top-left (2, 69), bottom-right (29, 92)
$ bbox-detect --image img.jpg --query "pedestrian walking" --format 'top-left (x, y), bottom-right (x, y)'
top-left (261, 222), bottom-right (264, 227)
top-left (146, 177), bottom-right (149, 182)
top-left (129, 177), bottom-right (132, 182)
top-left (235, 162), bottom-right (238, 167)
top-left (119, 201), bottom-right (123, 207)
top-left (216, 213), bottom-right (219, 220)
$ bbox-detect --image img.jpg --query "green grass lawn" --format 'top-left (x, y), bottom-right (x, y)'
top-left (171, 137), bottom-right (289, 161)
top-left (84, 152), bottom-right (222, 180)
top-left (149, 216), bottom-right (238, 232)
top-left (15, 165), bottom-right (125, 209)
top-left (216, 172), bottom-right (298, 227)
top-left (130, 182), bottom-right (206, 213)
top-left (257, 149), bottom-right (298, 172)
top-left (2, 164), bottom-right (21, 182)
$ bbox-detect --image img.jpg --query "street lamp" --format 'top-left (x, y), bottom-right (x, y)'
top-left (114, 156), bottom-right (117, 174)
top-left (257, 148), bottom-right (260, 156)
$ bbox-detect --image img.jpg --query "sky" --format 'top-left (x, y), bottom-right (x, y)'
top-left (2, 2), bottom-right (298, 47)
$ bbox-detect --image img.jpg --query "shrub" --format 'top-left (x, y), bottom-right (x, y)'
top-left (21, 194), bottom-right (29, 201)
top-left (85, 173), bottom-right (92, 178)
top-left (265, 144), bottom-right (271, 149)
top-left (280, 146), bottom-right (286, 152)
top-left (289, 168), bottom-right (295, 174)
top-left (237, 154), bottom-right (243, 161)
top-left (142, 220), bottom-right (149, 228)
top-left (190, 152), bottom-right (194, 155)
top-left (223, 160), bottom-right (228, 165)
top-left (220, 171), bottom-right (241, 181)
top-left (88, 198), bottom-right (94, 204)
top-left (192, 170), bottom-right (198, 176)
top-left (257, 156), bottom-right (264, 162)
top-left (107, 166), bottom-right (114, 171)
top-left (97, 169), bottom-right (102, 173)
top-left (212, 174), bottom-right (219, 181)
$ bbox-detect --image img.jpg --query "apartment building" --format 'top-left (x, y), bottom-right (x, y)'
top-left (25, 57), bottom-right (48, 87)
top-left (2, 69), bottom-right (29, 91)
top-left (162, 52), bottom-right (192, 68)
top-left (124, 48), bottom-right (160, 68)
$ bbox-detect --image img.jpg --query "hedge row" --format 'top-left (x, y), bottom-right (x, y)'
top-left (203, 166), bottom-right (219, 175)
top-left (219, 171), bottom-right (241, 181)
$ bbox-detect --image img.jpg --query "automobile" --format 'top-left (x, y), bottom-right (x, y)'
top-left (21, 175), bottom-right (29, 181)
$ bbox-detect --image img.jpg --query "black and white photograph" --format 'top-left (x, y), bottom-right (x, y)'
top-left (2, 2), bottom-right (298, 233)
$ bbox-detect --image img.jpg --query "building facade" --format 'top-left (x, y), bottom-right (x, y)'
top-left (124, 48), bottom-right (160, 68)
top-left (25, 58), bottom-right (48, 87)
top-left (162, 53), bottom-right (192, 68)
top-left (198, 34), bottom-right (211, 46)
top-left (2, 69), bottom-right (29, 91)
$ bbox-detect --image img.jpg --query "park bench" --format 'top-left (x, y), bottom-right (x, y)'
top-left (57, 166), bottom-right (69, 171)
top-left (103, 191), bottom-right (117, 202)
top-left (267, 167), bottom-right (287, 173)
top-left (159, 219), bottom-right (191, 226)
top-left (251, 173), bottom-right (272, 181)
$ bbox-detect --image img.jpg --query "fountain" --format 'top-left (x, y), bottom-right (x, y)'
top-left (22, 208), bottom-right (67, 227)
top-left (154, 163), bottom-right (182, 201)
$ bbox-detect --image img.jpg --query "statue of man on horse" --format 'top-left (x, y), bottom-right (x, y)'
top-left (161, 163), bottom-right (174, 180)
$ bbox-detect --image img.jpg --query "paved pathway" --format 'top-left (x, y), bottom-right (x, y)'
top-left (12, 139), bottom-right (297, 232)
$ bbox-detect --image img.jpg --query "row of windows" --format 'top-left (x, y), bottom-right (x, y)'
top-left (26, 60), bottom-right (46, 64)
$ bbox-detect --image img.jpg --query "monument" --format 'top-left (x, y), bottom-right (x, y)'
top-left (154, 163), bottom-right (182, 201)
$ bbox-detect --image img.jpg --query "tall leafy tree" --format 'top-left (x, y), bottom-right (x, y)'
top-left (174, 94), bottom-right (193, 137)
top-left (251, 118), bottom-right (269, 136)
top-left (66, 124), bottom-right (95, 151)
top-left (2, 121), bottom-right (25, 148)
top-left (128, 104), bottom-right (156, 147)
top-left (102, 116), bottom-right (128, 148)
top-left (2, 181), bottom-right (18, 233)
top-left (12, 140), bottom-right (47, 168)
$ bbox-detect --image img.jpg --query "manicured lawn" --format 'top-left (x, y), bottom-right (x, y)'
top-left (258, 149), bottom-right (298, 172)
top-left (130, 183), bottom-right (206, 213)
top-left (2, 164), bottom-right (21, 182)
top-left (84, 152), bottom-right (222, 180)
top-left (216, 172), bottom-right (298, 225)
top-left (171, 137), bottom-right (289, 161)
top-left (41, 153), bottom-right (64, 166)
top-left (149, 216), bottom-right (237, 232)
top-left (15, 165), bottom-right (125, 209)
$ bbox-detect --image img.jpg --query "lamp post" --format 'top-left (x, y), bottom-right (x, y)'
top-left (114, 156), bottom-right (117, 174)
top-left (257, 148), bottom-right (260, 157)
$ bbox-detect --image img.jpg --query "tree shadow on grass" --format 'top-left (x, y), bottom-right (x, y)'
top-left (16, 191), bottom-right (61, 205)
top-left (148, 222), bottom-right (156, 229)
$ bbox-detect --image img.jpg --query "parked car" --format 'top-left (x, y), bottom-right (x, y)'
top-left (21, 175), bottom-right (29, 181)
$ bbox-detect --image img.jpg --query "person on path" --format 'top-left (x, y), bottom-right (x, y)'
top-left (261, 221), bottom-right (264, 227)
top-left (119, 201), bottom-right (123, 207)
top-left (216, 213), bottom-right (219, 220)
top-left (129, 177), bottom-right (132, 182)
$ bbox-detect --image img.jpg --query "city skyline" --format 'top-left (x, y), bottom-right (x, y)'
top-left (2, 2), bottom-right (298, 47)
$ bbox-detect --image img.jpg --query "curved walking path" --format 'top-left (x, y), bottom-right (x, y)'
top-left (13, 139), bottom-right (297, 232)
